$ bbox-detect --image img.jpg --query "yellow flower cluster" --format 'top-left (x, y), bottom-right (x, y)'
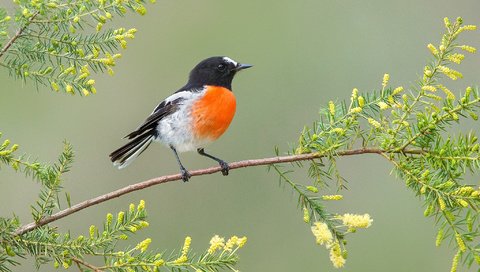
top-left (329, 242), bottom-right (346, 268)
top-left (311, 222), bottom-right (333, 245)
top-left (207, 235), bottom-right (246, 254)
top-left (377, 101), bottom-right (389, 110)
top-left (421, 85), bottom-right (437, 92)
top-left (382, 73), bottom-right (390, 89)
top-left (208, 235), bottom-right (225, 254)
top-left (339, 213), bottom-right (373, 229)
top-left (427, 43), bottom-right (439, 56)
top-left (135, 238), bottom-right (152, 253)
top-left (446, 53), bottom-right (465, 64)
top-left (328, 101), bottom-right (335, 116)
top-left (437, 65), bottom-right (463, 80)
top-left (437, 84), bottom-right (456, 100)
top-left (368, 118), bottom-right (381, 129)
top-left (173, 236), bottom-right (191, 264)
top-left (322, 195), bottom-right (343, 201)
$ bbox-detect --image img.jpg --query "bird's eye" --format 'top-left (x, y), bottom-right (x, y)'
top-left (217, 63), bottom-right (226, 71)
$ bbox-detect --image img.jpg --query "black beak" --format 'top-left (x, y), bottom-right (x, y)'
top-left (235, 63), bottom-right (253, 71)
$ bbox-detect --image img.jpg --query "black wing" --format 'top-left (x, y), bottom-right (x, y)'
top-left (124, 97), bottom-right (184, 139)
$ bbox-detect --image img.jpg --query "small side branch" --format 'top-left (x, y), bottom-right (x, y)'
top-left (14, 148), bottom-right (422, 236)
top-left (0, 12), bottom-right (39, 59)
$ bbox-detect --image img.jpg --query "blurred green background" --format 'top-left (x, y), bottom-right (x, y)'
top-left (1, 0), bottom-right (480, 271)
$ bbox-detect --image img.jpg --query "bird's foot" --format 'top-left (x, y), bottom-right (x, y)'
top-left (180, 167), bottom-right (191, 182)
top-left (219, 160), bottom-right (230, 176)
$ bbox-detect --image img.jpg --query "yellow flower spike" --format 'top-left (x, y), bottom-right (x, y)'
top-left (392, 86), bottom-right (404, 95)
top-left (208, 235), bottom-right (225, 254)
top-left (447, 53), bottom-right (465, 64)
top-left (77, 73), bottom-right (88, 80)
top-left (455, 233), bottom-right (466, 252)
top-left (350, 107), bottom-right (362, 114)
top-left (382, 73), bottom-right (390, 89)
top-left (135, 5), bottom-right (147, 15)
top-left (129, 203), bottom-right (135, 213)
top-left (438, 197), bottom-right (447, 211)
top-left (51, 81), bottom-right (59, 91)
top-left (4, 16), bottom-right (11, 21)
top-left (459, 45), bottom-right (476, 53)
top-left (457, 199), bottom-right (468, 207)
top-left (351, 88), bottom-right (358, 101)
top-left (438, 84), bottom-right (456, 100)
top-left (106, 213), bottom-right (113, 225)
top-left (96, 22), bottom-right (103, 32)
top-left (62, 261), bottom-right (69, 269)
top-left (330, 128), bottom-right (345, 135)
top-left (328, 101), bottom-right (335, 115)
top-left (173, 255), bottom-right (187, 264)
top-left (154, 260), bottom-right (164, 267)
top-left (120, 40), bottom-right (127, 49)
top-left (92, 47), bottom-right (99, 58)
top-left (136, 238), bottom-right (152, 253)
top-left (237, 236), bottom-right (247, 248)
top-left (368, 118), bottom-right (381, 129)
top-left (306, 186), bottom-right (318, 193)
top-left (181, 236), bottom-right (192, 256)
top-left (421, 85), bottom-right (437, 92)
top-left (340, 213), bottom-right (373, 229)
top-left (86, 79), bottom-right (95, 86)
top-left (437, 66), bottom-right (463, 80)
top-left (303, 207), bottom-right (310, 223)
top-left (107, 67), bottom-right (115, 76)
top-left (311, 222), bottom-right (333, 245)
top-left (322, 195), bottom-right (343, 200)
top-left (444, 17), bottom-right (451, 28)
top-left (128, 226), bottom-right (138, 233)
top-left (82, 89), bottom-right (90, 96)
top-left (105, 12), bottom-right (112, 19)
top-left (427, 43), bottom-right (438, 56)
top-left (329, 242), bottom-right (346, 268)
top-left (357, 96), bottom-right (365, 107)
top-left (377, 101), bottom-right (389, 110)
top-left (117, 211), bottom-right (124, 223)
top-left (65, 84), bottom-right (74, 94)
top-left (436, 228), bottom-right (444, 247)
top-left (138, 200), bottom-right (145, 211)
top-left (224, 236), bottom-right (239, 251)
top-left (450, 250), bottom-right (461, 272)
top-left (90, 86), bottom-right (97, 94)
top-left (89, 225), bottom-right (96, 238)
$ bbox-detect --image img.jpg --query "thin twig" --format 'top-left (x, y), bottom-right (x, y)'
top-left (14, 148), bottom-right (423, 236)
top-left (71, 256), bottom-right (103, 272)
top-left (0, 12), bottom-right (39, 59)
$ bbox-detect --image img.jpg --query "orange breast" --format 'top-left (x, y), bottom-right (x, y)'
top-left (191, 86), bottom-right (237, 140)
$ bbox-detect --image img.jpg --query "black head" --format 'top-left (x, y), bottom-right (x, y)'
top-left (186, 56), bottom-right (252, 90)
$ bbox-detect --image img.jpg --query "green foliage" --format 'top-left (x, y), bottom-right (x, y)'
top-left (0, 139), bottom-right (247, 272)
top-left (0, 0), bottom-right (151, 95)
top-left (284, 17), bottom-right (480, 269)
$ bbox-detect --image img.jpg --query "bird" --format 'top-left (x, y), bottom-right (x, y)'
top-left (109, 56), bottom-right (252, 182)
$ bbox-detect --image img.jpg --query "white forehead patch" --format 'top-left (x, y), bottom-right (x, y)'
top-left (223, 57), bottom-right (238, 66)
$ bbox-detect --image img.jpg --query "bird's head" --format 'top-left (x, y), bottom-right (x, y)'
top-left (187, 56), bottom-right (252, 90)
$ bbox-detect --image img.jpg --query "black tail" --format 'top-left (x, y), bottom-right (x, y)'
top-left (110, 131), bottom-right (154, 169)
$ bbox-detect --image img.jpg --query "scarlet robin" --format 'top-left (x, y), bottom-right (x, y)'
top-left (110, 56), bottom-right (252, 181)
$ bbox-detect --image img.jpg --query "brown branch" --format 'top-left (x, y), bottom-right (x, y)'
top-left (71, 256), bottom-right (103, 272)
top-left (14, 148), bottom-right (423, 236)
top-left (0, 12), bottom-right (39, 59)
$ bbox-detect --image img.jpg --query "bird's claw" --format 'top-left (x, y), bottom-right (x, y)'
top-left (180, 167), bottom-right (191, 182)
top-left (219, 161), bottom-right (229, 176)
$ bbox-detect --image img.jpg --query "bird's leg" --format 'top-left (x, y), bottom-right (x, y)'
top-left (170, 145), bottom-right (191, 182)
top-left (197, 148), bottom-right (229, 176)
